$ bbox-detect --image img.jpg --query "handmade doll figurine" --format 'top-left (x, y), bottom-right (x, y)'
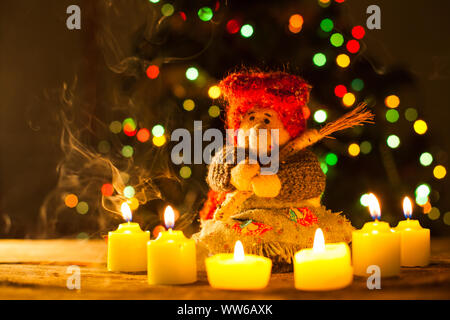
top-left (194, 70), bottom-right (373, 272)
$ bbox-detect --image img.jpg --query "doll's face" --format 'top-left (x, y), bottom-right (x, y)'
top-left (237, 108), bottom-right (291, 151)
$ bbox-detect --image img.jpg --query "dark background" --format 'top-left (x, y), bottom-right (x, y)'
top-left (0, 0), bottom-right (449, 238)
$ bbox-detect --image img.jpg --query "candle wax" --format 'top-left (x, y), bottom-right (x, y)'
top-left (147, 229), bottom-right (197, 285)
top-left (395, 219), bottom-right (430, 267)
top-left (107, 222), bottom-right (150, 272)
top-left (294, 243), bottom-right (353, 291)
top-left (352, 220), bottom-right (401, 277)
top-left (205, 254), bottom-right (272, 290)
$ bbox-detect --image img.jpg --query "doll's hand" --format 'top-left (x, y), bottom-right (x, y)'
top-left (251, 174), bottom-right (281, 198)
top-left (230, 161), bottom-right (260, 191)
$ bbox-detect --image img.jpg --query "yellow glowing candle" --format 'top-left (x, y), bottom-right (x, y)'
top-left (294, 228), bottom-right (353, 291)
top-left (205, 241), bottom-right (272, 290)
top-left (107, 202), bottom-right (150, 272)
top-left (147, 206), bottom-right (197, 284)
top-left (395, 197), bottom-right (430, 266)
top-left (352, 193), bottom-right (401, 277)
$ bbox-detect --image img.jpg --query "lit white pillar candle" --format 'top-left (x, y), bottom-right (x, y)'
top-left (395, 197), bottom-right (430, 267)
top-left (352, 193), bottom-right (401, 277)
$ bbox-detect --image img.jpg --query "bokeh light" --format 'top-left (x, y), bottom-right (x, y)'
top-left (122, 145), bottom-right (134, 158)
top-left (152, 124), bottom-right (165, 137)
top-left (334, 85), bottom-right (347, 98)
top-left (123, 186), bottom-right (135, 199)
top-left (351, 25), bottom-right (365, 39)
top-left (208, 85), bottom-right (221, 99)
top-left (428, 207), bottom-right (440, 220)
top-left (65, 194), bottom-right (78, 208)
top-left (419, 152), bottom-right (433, 167)
top-left (109, 121), bottom-right (122, 134)
top-left (348, 143), bottom-right (360, 157)
top-left (325, 152), bottom-right (338, 166)
top-left (186, 67), bottom-right (199, 81)
top-left (198, 7), bottom-right (213, 21)
top-left (433, 165), bottom-right (447, 179)
top-left (405, 108), bottom-right (418, 122)
top-left (320, 18), bottom-right (333, 32)
top-left (123, 118), bottom-right (137, 136)
top-left (161, 3), bottom-right (174, 16)
top-left (342, 92), bottom-right (355, 107)
top-left (346, 40), bottom-right (360, 53)
top-left (153, 135), bottom-right (166, 147)
top-left (208, 105), bottom-right (220, 118)
top-left (240, 24), bottom-right (254, 38)
top-left (330, 33), bottom-right (344, 47)
top-left (443, 212), bottom-right (450, 225)
top-left (385, 109), bottom-right (399, 123)
top-left (313, 53), bottom-right (327, 67)
top-left (341, 92), bottom-right (356, 107)
top-left (360, 193), bottom-right (370, 207)
top-left (415, 183), bottom-right (431, 198)
top-left (320, 162), bottom-right (328, 174)
top-left (336, 54), bottom-right (350, 68)
top-left (179, 166), bottom-right (192, 179)
top-left (127, 197), bottom-right (139, 211)
top-left (101, 183), bottom-right (114, 197)
top-left (146, 65), bottom-right (159, 79)
top-left (386, 135), bottom-right (400, 149)
top-left (413, 119), bottom-right (428, 135)
top-left (226, 19), bottom-right (240, 34)
top-left (360, 141), bottom-right (372, 154)
top-left (183, 99), bottom-right (195, 111)
top-left (98, 140), bottom-right (111, 154)
top-left (416, 196), bottom-right (428, 206)
top-left (313, 109), bottom-right (327, 123)
top-left (351, 78), bottom-right (364, 91)
top-left (76, 201), bottom-right (89, 214)
top-left (153, 225), bottom-right (166, 238)
top-left (385, 95), bottom-right (400, 108)
top-left (137, 128), bottom-right (150, 143)
top-left (289, 14), bottom-right (304, 33)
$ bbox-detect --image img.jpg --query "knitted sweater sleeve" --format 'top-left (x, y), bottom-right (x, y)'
top-left (276, 149), bottom-right (326, 201)
top-left (206, 146), bottom-right (237, 192)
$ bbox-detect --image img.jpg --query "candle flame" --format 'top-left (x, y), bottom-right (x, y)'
top-left (121, 202), bottom-right (132, 222)
top-left (233, 240), bottom-right (245, 262)
top-left (164, 205), bottom-right (175, 229)
top-left (312, 228), bottom-right (325, 253)
top-left (403, 196), bottom-right (413, 219)
top-left (368, 193), bottom-right (381, 220)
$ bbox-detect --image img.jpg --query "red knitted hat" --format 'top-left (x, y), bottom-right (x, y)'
top-left (219, 70), bottom-right (311, 138)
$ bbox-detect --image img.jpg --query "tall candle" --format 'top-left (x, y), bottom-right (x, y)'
top-left (205, 240), bottom-right (272, 290)
top-left (352, 193), bottom-right (401, 277)
top-left (147, 206), bottom-right (197, 285)
top-left (294, 228), bottom-right (353, 291)
top-left (395, 197), bottom-right (430, 267)
top-left (107, 202), bottom-right (150, 272)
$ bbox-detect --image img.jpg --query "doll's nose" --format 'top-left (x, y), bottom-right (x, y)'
top-left (252, 122), bottom-right (267, 130)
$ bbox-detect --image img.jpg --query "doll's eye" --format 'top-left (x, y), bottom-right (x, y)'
top-left (264, 118), bottom-right (270, 124)
top-left (249, 116), bottom-right (255, 121)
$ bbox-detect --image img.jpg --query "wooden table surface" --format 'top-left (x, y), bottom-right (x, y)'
top-left (0, 238), bottom-right (449, 300)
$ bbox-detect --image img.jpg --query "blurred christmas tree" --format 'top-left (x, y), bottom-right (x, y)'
top-left (46, 0), bottom-right (448, 237)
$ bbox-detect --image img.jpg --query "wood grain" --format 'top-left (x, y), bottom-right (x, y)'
top-left (0, 238), bottom-right (449, 300)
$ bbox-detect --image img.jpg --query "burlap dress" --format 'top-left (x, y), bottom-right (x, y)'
top-left (194, 146), bottom-right (354, 272)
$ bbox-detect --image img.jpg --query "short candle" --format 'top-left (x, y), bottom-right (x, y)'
top-left (352, 193), bottom-right (401, 277)
top-left (107, 202), bottom-right (150, 272)
top-left (294, 228), bottom-right (353, 291)
top-left (395, 197), bottom-right (430, 267)
top-left (205, 240), bottom-right (272, 290)
top-left (147, 206), bottom-right (197, 285)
